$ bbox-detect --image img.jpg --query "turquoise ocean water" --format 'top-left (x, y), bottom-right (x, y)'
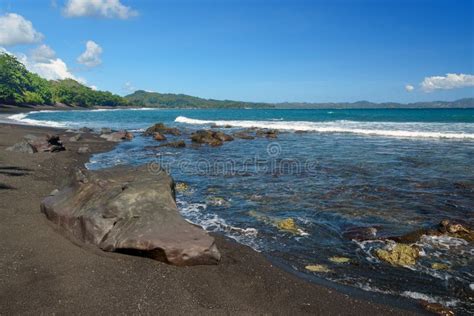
top-left (10, 108), bottom-right (474, 314)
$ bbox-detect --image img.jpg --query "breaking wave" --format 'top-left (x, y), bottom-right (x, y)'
top-left (7, 112), bottom-right (69, 128)
top-left (175, 116), bottom-right (474, 140)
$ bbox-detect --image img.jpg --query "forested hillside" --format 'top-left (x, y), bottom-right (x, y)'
top-left (0, 53), bottom-right (127, 107)
top-left (124, 90), bottom-right (271, 108)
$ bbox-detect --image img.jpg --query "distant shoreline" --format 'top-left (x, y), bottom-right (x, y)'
top-left (1, 103), bottom-right (473, 114)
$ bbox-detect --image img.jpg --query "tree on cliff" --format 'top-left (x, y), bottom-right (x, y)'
top-left (0, 53), bottom-right (126, 107)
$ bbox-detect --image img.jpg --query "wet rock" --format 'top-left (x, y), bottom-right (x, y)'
top-left (276, 218), bottom-right (300, 234)
top-left (392, 219), bottom-right (474, 244)
top-left (375, 243), bottom-right (420, 267)
top-left (419, 300), bottom-right (454, 316)
top-left (214, 131), bottom-right (234, 142)
top-left (100, 131), bottom-right (134, 142)
top-left (6, 141), bottom-right (37, 154)
top-left (342, 226), bottom-right (378, 241)
top-left (233, 131), bottom-right (255, 140)
top-left (69, 134), bottom-right (82, 142)
top-left (256, 129), bottom-right (279, 138)
top-left (439, 219), bottom-right (473, 241)
top-left (41, 165), bottom-right (221, 266)
top-left (294, 130), bottom-right (309, 134)
top-left (153, 132), bottom-right (167, 141)
top-left (77, 146), bottom-right (90, 154)
top-left (329, 256), bottom-right (351, 264)
top-left (144, 123), bottom-right (181, 136)
top-left (305, 264), bottom-right (331, 273)
top-left (191, 130), bottom-right (233, 147)
top-left (175, 182), bottom-right (189, 192)
top-left (101, 127), bottom-right (113, 134)
top-left (431, 263), bottom-right (449, 270)
top-left (248, 211), bottom-right (307, 236)
top-left (79, 127), bottom-right (93, 133)
top-left (158, 140), bottom-right (186, 148)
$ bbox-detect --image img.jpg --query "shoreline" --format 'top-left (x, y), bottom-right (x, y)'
top-left (0, 121), bottom-right (422, 314)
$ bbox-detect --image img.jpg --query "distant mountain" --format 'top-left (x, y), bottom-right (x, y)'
top-left (125, 90), bottom-right (271, 108)
top-left (126, 91), bottom-right (473, 109)
top-left (274, 98), bottom-right (474, 109)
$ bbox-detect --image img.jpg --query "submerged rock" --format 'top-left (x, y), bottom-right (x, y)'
top-left (391, 219), bottom-right (474, 244)
top-left (329, 256), bottom-right (351, 264)
top-left (144, 123), bottom-right (181, 136)
top-left (41, 165), bottom-right (220, 266)
top-left (419, 300), bottom-right (455, 316)
top-left (342, 226), bottom-right (378, 241)
top-left (233, 131), bottom-right (255, 140)
top-left (191, 130), bottom-right (233, 147)
top-left (153, 132), bottom-right (167, 141)
top-left (431, 263), bottom-right (449, 270)
top-left (305, 264), bottom-right (332, 273)
top-left (256, 129), bottom-right (279, 138)
top-left (158, 140), bottom-right (186, 148)
top-left (175, 182), bottom-right (189, 192)
top-left (248, 210), bottom-right (307, 236)
top-left (375, 243), bottom-right (420, 267)
top-left (276, 218), bottom-right (299, 234)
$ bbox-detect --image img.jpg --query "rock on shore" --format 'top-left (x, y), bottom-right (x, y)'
top-left (40, 165), bottom-right (220, 266)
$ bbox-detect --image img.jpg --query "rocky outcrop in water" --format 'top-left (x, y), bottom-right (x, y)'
top-left (191, 130), bottom-right (233, 146)
top-left (144, 123), bottom-right (181, 136)
top-left (389, 219), bottom-right (474, 244)
top-left (375, 243), bottom-right (420, 267)
top-left (158, 140), bottom-right (186, 148)
top-left (233, 131), bottom-right (255, 140)
top-left (100, 131), bottom-right (134, 142)
top-left (153, 132), bottom-right (167, 141)
top-left (256, 129), bottom-right (279, 138)
top-left (41, 165), bottom-right (221, 266)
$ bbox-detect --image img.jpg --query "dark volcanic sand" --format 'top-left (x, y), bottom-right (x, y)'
top-left (0, 123), bottom-right (420, 315)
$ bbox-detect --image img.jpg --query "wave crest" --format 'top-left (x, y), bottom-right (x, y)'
top-left (175, 116), bottom-right (474, 139)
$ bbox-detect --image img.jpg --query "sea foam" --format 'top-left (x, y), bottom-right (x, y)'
top-left (7, 112), bottom-right (68, 128)
top-left (175, 116), bottom-right (474, 140)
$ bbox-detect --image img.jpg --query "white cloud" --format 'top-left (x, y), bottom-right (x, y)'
top-left (405, 84), bottom-right (414, 92)
top-left (15, 51), bottom-right (80, 82)
top-left (77, 40), bottom-right (102, 67)
top-left (420, 73), bottom-right (474, 92)
top-left (2, 46), bottom-right (99, 89)
top-left (30, 44), bottom-right (56, 63)
top-left (63, 0), bottom-right (138, 19)
top-left (0, 13), bottom-right (44, 46)
top-left (123, 81), bottom-right (135, 93)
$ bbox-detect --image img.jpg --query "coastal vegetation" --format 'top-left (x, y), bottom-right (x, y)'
top-left (123, 90), bottom-right (271, 108)
top-left (0, 53), bottom-right (126, 107)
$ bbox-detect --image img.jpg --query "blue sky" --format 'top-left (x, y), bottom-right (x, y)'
top-left (0, 0), bottom-right (473, 103)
